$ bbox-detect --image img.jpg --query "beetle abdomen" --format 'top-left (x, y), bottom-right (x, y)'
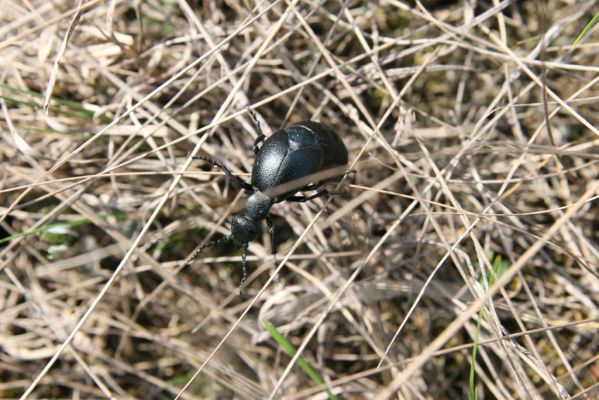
top-left (296, 122), bottom-right (348, 167)
top-left (251, 128), bottom-right (323, 194)
top-left (251, 121), bottom-right (347, 200)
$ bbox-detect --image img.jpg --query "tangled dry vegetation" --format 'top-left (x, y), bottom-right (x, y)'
top-left (1, 0), bottom-right (598, 399)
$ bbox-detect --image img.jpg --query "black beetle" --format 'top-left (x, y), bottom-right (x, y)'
top-left (186, 108), bottom-right (349, 289)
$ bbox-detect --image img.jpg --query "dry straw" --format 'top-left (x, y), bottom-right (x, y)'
top-left (1, 0), bottom-right (597, 399)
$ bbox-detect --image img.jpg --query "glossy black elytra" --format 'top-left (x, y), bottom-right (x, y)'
top-left (186, 108), bottom-right (349, 289)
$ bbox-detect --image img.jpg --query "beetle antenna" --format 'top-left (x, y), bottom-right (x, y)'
top-left (185, 235), bottom-right (232, 266)
top-left (239, 243), bottom-right (249, 292)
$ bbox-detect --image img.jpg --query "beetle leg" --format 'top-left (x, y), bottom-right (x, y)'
top-left (245, 106), bottom-right (266, 154)
top-left (345, 169), bottom-right (357, 184)
top-left (193, 156), bottom-right (254, 193)
top-left (252, 135), bottom-right (265, 155)
top-left (266, 216), bottom-right (277, 255)
top-left (301, 183), bottom-right (323, 191)
top-left (286, 189), bottom-right (344, 203)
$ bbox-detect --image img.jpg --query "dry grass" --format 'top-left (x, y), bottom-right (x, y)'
top-left (1, 0), bottom-right (598, 399)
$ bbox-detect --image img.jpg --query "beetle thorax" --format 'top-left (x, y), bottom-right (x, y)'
top-left (244, 192), bottom-right (273, 220)
top-left (231, 193), bottom-right (273, 247)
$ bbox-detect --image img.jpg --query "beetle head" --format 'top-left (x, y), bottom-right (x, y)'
top-left (231, 215), bottom-right (261, 247)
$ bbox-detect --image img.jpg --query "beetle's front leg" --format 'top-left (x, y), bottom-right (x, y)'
top-left (192, 156), bottom-right (254, 193)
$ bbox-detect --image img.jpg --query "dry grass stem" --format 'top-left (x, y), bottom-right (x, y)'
top-left (1, 1), bottom-right (597, 399)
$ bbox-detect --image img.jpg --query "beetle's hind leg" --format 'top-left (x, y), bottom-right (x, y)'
top-left (287, 182), bottom-right (347, 202)
top-left (252, 135), bottom-right (265, 156)
top-left (300, 183), bottom-right (322, 191)
top-left (345, 169), bottom-right (357, 185)
top-left (245, 106), bottom-right (266, 155)
top-left (286, 189), bottom-right (344, 203)
top-left (193, 156), bottom-right (254, 193)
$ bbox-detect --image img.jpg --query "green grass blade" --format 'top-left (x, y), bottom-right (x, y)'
top-left (469, 306), bottom-right (484, 400)
top-left (0, 212), bottom-right (127, 244)
top-left (573, 11), bottom-right (599, 46)
top-left (0, 217), bottom-right (92, 244)
top-left (0, 83), bottom-right (96, 120)
top-left (470, 252), bottom-right (510, 399)
top-left (262, 320), bottom-right (338, 400)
